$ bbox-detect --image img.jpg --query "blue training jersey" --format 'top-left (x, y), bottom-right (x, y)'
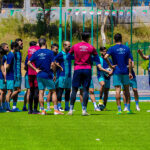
top-left (14, 51), bottom-right (22, 78)
top-left (30, 49), bottom-right (55, 79)
top-left (107, 44), bottom-right (132, 75)
top-left (54, 51), bottom-right (74, 78)
top-left (6, 51), bottom-right (15, 80)
top-left (97, 56), bottom-right (112, 80)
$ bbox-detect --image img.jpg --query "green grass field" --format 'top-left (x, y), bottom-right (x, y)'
top-left (0, 102), bottom-right (150, 150)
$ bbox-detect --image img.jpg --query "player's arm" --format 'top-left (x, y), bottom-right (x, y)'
top-left (51, 62), bottom-right (57, 81)
top-left (93, 55), bottom-right (113, 75)
top-left (104, 54), bottom-right (116, 70)
top-left (137, 49), bottom-right (149, 60)
top-left (27, 61), bottom-right (41, 73)
top-left (128, 58), bottom-right (133, 79)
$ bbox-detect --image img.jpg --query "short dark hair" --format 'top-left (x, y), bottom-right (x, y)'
top-left (100, 47), bottom-right (106, 52)
top-left (38, 38), bottom-right (46, 47)
top-left (0, 43), bottom-right (8, 50)
top-left (114, 33), bottom-right (122, 43)
top-left (81, 32), bottom-right (90, 41)
top-left (51, 43), bottom-right (59, 49)
top-left (15, 38), bottom-right (23, 43)
top-left (29, 41), bottom-right (37, 47)
top-left (11, 42), bottom-right (19, 49)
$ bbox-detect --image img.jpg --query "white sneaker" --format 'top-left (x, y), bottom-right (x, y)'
top-left (58, 107), bottom-right (64, 112)
top-left (82, 110), bottom-right (90, 116)
top-left (123, 107), bottom-right (128, 111)
top-left (67, 110), bottom-right (73, 115)
top-left (136, 106), bottom-right (140, 111)
top-left (94, 107), bottom-right (101, 111)
top-left (54, 110), bottom-right (64, 115)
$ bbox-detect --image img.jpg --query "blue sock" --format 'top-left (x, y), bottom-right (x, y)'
top-left (13, 102), bottom-right (17, 106)
top-left (70, 105), bottom-right (74, 111)
top-left (58, 103), bottom-right (61, 108)
top-left (127, 104), bottom-right (130, 111)
top-left (124, 103), bottom-right (127, 108)
top-left (82, 106), bottom-right (87, 111)
top-left (54, 105), bottom-right (58, 110)
top-left (41, 107), bottom-right (44, 110)
top-left (2, 102), bottom-right (6, 109)
top-left (6, 102), bottom-right (10, 109)
top-left (81, 102), bottom-right (83, 109)
top-left (118, 106), bottom-right (122, 112)
top-left (65, 101), bottom-right (69, 109)
top-left (135, 101), bottom-right (139, 107)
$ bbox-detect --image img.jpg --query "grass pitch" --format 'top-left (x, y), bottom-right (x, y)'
top-left (0, 102), bottom-right (150, 150)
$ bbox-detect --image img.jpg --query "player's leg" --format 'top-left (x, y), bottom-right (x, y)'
top-left (68, 70), bottom-right (81, 115)
top-left (64, 88), bottom-right (71, 111)
top-left (113, 74), bottom-right (122, 114)
top-left (81, 69), bottom-right (91, 116)
top-left (122, 75), bottom-right (132, 113)
top-left (23, 91), bottom-right (27, 111)
top-left (98, 76), bottom-right (105, 105)
top-left (57, 88), bottom-right (65, 111)
top-left (103, 79), bottom-right (111, 109)
top-left (33, 87), bottom-right (39, 113)
top-left (89, 88), bottom-right (100, 111)
top-left (133, 88), bottom-right (140, 111)
top-left (2, 90), bottom-right (7, 110)
top-left (0, 90), bottom-right (4, 111)
top-left (79, 87), bottom-right (84, 108)
top-left (122, 89), bottom-right (128, 111)
top-left (46, 78), bottom-right (64, 115)
top-left (47, 92), bottom-right (51, 108)
top-left (6, 90), bottom-right (12, 112)
top-left (11, 87), bottom-right (21, 112)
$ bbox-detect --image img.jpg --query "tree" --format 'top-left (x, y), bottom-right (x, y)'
top-left (94, 0), bottom-right (112, 46)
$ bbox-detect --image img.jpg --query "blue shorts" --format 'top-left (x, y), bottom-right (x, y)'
top-left (7, 80), bottom-right (14, 90)
top-left (98, 76), bottom-right (110, 89)
top-left (37, 77), bottom-right (55, 90)
top-left (58, 77), bottom-right (71, 89)
top-left (80, 79), bottom-right (94, 89)
top-left (25, 75), bottom-right (30, 89)
top-left (14, 77), bottom-right (22, 88)
top-left (113, 74), bottom-right (129, 87)
top-left (72, 69), bottom-right (92, 88)
top-left (54, 79), bottom-right (59, 89)
top-left (129, 78), bottom-right (137, 89)
top-left (0, 79), bottom-right (6, 90)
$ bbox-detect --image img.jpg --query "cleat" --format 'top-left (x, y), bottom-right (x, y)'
top-left (117, 111), bottom-right (122, 115)
top-left (65, 107), bottom-right (70, 111)
top-left (32, 110), bottom-right (40, 114)
top-left (126, 111), bottom-right (133, 114)
top-left (40, 110), bottom-right (47, 115)
top-left (103, 108), bottom-right (107, 111)
top-left (94, 107), bottom-right (101, 111)
top-left (22, 107), bottom-right (28, 111)
top-left (6, 109), bottom-right (12, 112)
top-left (123, 107), bottom-right (128, 111)
top-left (58, 107), bottom-right (64, 112)
top-left (136, 106), bottom-right (140, 111)
top-left (82, 110), bottom-right (90, 116)
top-left (28, 111), bottom-right (33, 114)
top-left (12, 108), bottom-right (22, 112)
top-left (67, 110), bottom-right (73, 115)
top-left (54, 110), bottom-right (64, 115)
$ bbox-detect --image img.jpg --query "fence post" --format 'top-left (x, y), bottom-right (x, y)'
top-left (144, 42), bottom-right (146, 75)
top-left (136, 42), bottom-right (139, 75)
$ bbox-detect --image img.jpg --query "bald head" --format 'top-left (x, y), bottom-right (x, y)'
top-left (63, 41), bottom-right (71, 52)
